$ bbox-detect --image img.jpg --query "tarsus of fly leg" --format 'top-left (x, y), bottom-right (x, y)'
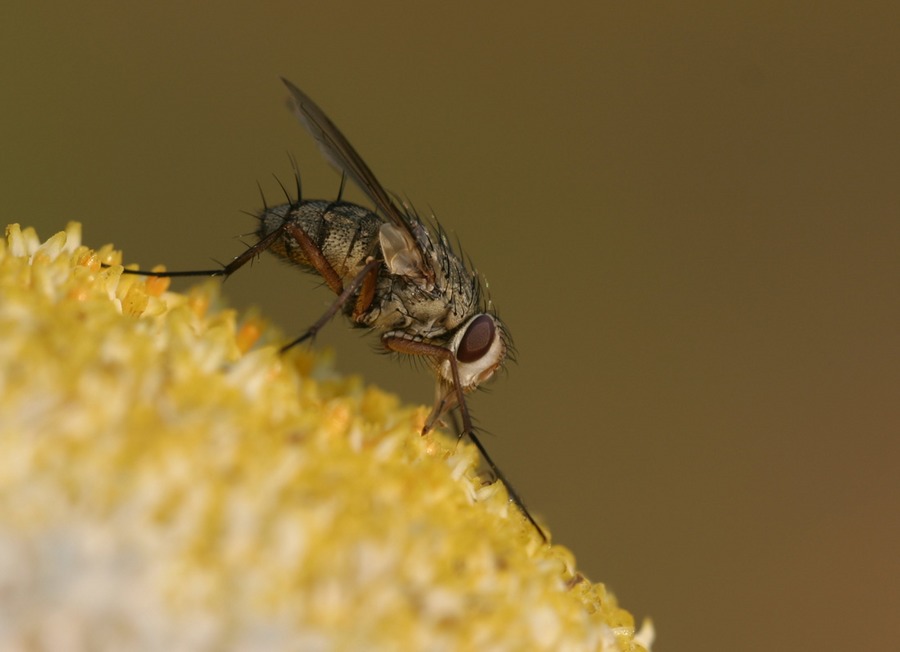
top-left (107, 222), bottom-right (289, 279)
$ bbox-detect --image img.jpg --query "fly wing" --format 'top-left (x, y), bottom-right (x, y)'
top-left (281, 77), bottom-right (434, 285)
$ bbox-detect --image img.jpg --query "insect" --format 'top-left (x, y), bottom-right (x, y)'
top-left (119, 78), bottom-right (545, 542)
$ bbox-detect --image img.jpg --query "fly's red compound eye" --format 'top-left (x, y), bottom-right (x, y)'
top-left (456, 314), bottom-right (495, 363)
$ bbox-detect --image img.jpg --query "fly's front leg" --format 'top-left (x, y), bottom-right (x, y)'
top-left (382, 336), bottom-right (548, 543)
top-left (381, 338), bottom-right (472, 436)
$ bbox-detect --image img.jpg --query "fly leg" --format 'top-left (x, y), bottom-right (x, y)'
top-left (108, 221), bottom-right (291, 279)
top-left (382, 337), bottom-right (547, 543)
top-left (276, 221), bottom-right (381, 350)
top-left (108, 212), bottom-right (345, 288)
top-left (107, 215), bottom-right (381, 353)
top-left (284, 224), bottom-right (343, 294)
top-left (279, 258), bottom-right (380, 352)
top-left (379, 339), bottom-right (474, 437)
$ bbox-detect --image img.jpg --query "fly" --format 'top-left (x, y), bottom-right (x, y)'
top-left (117, 78), bottom-right (545, 542)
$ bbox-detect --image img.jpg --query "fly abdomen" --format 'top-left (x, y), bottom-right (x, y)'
top-left (257, 200), bottom-right (382, 282)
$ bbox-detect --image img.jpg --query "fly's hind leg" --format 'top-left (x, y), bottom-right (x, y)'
top-left (106, 221), bottom-right (291, 279)
top-left (284, 224), bottom-right (344, 295)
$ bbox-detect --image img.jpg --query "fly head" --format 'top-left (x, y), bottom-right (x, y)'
top-left (425, 312), bottom-right (508, 430)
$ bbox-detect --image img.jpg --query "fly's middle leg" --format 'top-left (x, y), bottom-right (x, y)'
top-left (279, 258), bottom-right (381, 352)
top-left (352, 263), bottom-right (379, 321)
top-left (279, 221), bottom-right (379, 345)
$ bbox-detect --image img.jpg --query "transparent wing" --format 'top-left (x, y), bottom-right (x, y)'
top-left (281, 77), bottom-right (432, 283)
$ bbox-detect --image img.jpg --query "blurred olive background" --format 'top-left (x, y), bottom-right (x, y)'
top-left (3, 2), bottom-right (899, 650)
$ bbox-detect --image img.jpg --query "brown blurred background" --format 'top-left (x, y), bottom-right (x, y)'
top-left (3, 2), bottom-right (898, 649)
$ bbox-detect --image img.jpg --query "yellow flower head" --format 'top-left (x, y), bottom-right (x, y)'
top-left (0, 223), bottom-right (651, 651)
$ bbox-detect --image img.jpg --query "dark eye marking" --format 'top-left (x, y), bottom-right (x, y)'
top-left (457, 315), bottom-right (495, 363)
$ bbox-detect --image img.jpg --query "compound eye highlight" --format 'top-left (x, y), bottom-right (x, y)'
top-left (456, 314), bottom-right (496, 363)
